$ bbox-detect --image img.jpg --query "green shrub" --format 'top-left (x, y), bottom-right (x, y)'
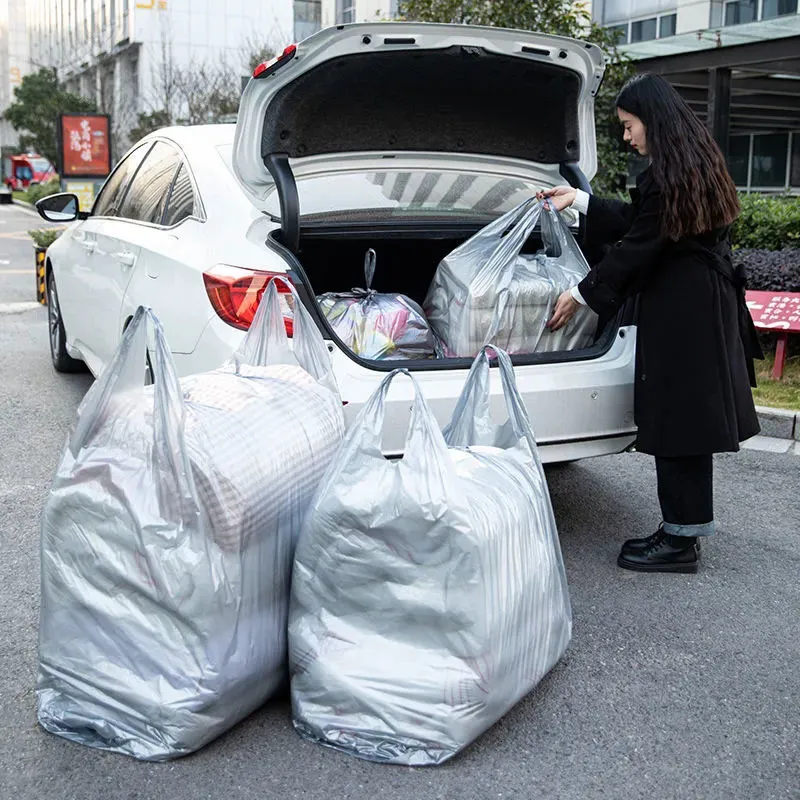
top-left (731, 193), bottom-right (800, 251)
top-left (27, 228), bottom-right (62, 248)
top-left (25, 177), bottom-right (62, 206)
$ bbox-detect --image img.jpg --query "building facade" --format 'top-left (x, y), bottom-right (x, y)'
top-left (12, 1), bottom-right (318, 157)
top-left (0, 0), bottom-right (28, 151)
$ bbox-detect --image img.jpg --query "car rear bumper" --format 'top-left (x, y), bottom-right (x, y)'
top-left (333, 327), bottom-right (638, 462)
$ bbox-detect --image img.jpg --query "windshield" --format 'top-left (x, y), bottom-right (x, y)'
top-left (263, 169), bottom-right (545, 223)
top-left (29, 158), bottom-right (52, 173)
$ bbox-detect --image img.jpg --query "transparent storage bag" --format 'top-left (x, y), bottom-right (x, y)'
top-left (317, 248), bottom-right (436, 360)
top-left (425, 198), bottom-right (598, 357)
top-left (37, 289), bottom-right (345, 761)
top-left (289, 346), bottom-right (572, 765)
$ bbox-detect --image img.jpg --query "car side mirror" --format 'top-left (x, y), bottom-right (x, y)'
top-left (35, 193), bottom-right (86, 222)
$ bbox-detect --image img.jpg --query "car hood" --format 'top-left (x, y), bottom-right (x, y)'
top-left (232, 22), bottom-right (605, 205)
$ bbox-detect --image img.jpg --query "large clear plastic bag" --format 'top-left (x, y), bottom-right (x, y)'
top-left (317, 248), bottom-right (436, 360)
top-left (425, 199), bottom-right (598, 357)
top-left (289, 346), bottom-right (572, 766)
top-left (37, 287), bottom-right (345, 761)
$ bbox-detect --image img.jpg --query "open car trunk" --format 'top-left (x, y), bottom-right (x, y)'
top-left (270, 224), bottom-right (622, 370)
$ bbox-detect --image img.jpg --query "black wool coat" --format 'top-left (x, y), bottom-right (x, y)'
top-left (577, 168), bottom-right (761, 457)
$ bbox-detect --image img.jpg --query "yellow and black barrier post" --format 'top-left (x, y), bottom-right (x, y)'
top-left (36, 248), bottom-right (47, 305)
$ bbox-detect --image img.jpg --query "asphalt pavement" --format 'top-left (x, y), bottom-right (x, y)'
top-left (1, 203), bottom-right (798, 800)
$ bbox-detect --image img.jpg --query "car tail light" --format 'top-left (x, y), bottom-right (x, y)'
top-left (202, 265), bottom-right (294, 335)
top-left (253, 44), bottom-right (297, 78)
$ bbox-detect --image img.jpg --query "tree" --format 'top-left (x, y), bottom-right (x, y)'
top-left (399, 0), bottom-right (634, 196)
top-left (2, 68), bottom-right (97, 166)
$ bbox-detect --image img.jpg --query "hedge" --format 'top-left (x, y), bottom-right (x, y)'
top-left (732, 193), bottom-right (800, 251)
top-left (22, 177), bottom-right (61, 206)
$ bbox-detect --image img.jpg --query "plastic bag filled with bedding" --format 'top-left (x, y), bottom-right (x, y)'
top-left (425, 198), bottom-right (598, 357)
top-left (36, 291), bottom-right (344, 761)
top-left (317, 248), bottom-right (436, 360)
top-left (289, 346), bottom-right (571, 766)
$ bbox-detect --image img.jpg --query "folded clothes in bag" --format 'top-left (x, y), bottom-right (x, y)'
top-left (317, 248), bottom-right (436, 360)
top-left (36, 284), bottom-right (345, 761)
top-left (425, 199), bottom-right (598, 357)
top-left (289, 346), bottom-right (572, 765)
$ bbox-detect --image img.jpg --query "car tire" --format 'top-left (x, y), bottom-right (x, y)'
top-left (47, 270), bottom-right (87, 373)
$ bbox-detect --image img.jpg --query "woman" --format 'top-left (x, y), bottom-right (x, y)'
top-left (540, 72), bottom-right (761, 575)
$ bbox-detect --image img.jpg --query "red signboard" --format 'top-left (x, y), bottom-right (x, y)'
top-left (746, 290), bottom-right (800, 379)
top-left (58, 113), bottom-right (111, 178)
top-left (745, 290), bottom-right (800, 332)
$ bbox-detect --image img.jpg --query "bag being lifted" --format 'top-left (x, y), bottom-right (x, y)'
top-left (424, 198), bottom-right (598, 357)
top-left (37, 283), bottom-right (344, 761)
top-left (289, 346), bottom-right (572, 766)
top-left (317, 248), bottom-right (436, 360)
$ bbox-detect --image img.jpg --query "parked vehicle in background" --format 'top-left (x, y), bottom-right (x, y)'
top-left (35, 23), bottom-right (637, 463)
top-left (4, 153), bottom-right (56, 191)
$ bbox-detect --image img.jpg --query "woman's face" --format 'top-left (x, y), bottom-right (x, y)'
top-left (618, 108), bottom-right (647, 155)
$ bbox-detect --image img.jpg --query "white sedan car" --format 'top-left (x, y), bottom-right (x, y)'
top-left (37, 22), bottom-right (636, 462)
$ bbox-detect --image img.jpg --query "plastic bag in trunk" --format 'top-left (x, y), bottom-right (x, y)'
top-left (425, 199), bottom-right (598, 357)
top-left (37, 286), bottom-right (345, 761)
top-left (289, 346), bottom-right (572, 765)
top-left (317, 248), bottom-right (436, 360)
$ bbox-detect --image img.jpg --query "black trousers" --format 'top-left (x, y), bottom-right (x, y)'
top-left (655, 454), bottom-right (714, 533)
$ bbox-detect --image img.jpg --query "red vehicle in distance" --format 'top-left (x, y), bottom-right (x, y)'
top-left (4, 153), bottom-right (56, 191)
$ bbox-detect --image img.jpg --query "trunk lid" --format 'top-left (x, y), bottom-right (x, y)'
top-left (232, 23), bottom-right (604, 250)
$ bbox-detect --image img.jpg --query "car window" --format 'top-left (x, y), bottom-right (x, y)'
top-left (162, 164), bottom-right (196, 226)
top-left (118, 141), bottom-right (181, 224)
top-left (93, 143), bottom-right (151, 218)
top-left (263, 170), bottom-right (544, 223)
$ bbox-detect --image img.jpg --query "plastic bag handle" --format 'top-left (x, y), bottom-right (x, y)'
top-left (364, 248), bottom-right (377, 290)
top-left (68, 306), bottom-right (197, 522)
top-left (444, 344), bottom-right (537, 452)
top-left (341, 368), bottom-right (452, 474)
top-left (234, 274), bottom-right (338, 395)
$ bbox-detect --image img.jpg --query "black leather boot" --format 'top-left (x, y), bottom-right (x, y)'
top-left (621, 526), bottom-right (701, 556)
top-left (617, 533), bottom-right (699, 573)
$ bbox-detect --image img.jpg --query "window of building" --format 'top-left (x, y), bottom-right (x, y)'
top-left (724, 0), bottom-right (798, 24)
top-left (608, 23), bottom-right (629, 43)
top-left (631, 17), bottom-right (659, 42)
top-left (751, 133), bottom-right (789, 187)
top-left (724, 0), bottom-right (758, 24)
top-left (336, 0), bottom-right (355, 23)
top-left (118, 141), bottom-right (181, 224)
top-left (721, 132), bottom-right (799, 191)
top-left (727, 135), bottom-right (751, 186)
top-left (605, 10), bottom-right (677, 43)
top-left (659, 13), bottom-right (677, 36)
top-left (762, 0), bottom-right (798, 19)
top-left (791, 133), bottom-right (800, 187)
top-left (294, 0), bottom-right (321, 41)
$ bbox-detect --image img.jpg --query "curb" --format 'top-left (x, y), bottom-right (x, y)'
top-left (755, 405), bottom-right (798, 441)
top-left (12, 198), bottom-right (37, 211)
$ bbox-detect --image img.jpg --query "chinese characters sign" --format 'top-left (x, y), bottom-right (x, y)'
top-left (745, 291), bottom-right (800, 333)
top-left (58, 114), bottom-right (111, 178)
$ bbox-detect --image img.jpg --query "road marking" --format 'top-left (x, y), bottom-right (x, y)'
top-left (0, 258), bottom-right (10, 264)
top-left (0, 269), bottom-right (34, 275)
top-left (0, 232), bottom-right (33, 240)
top-left (0, 301), bottom-right (42, 314)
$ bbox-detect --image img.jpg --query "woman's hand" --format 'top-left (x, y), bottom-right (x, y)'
top-left (548, 290), bottom-right (580, 331)
top-left (536, 185), bottom-right (577, 213)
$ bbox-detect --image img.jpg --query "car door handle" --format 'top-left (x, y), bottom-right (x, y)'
top-left (81, 240), bottom-right (96, 253)
top-left (115, 251), bottom-right (136, 268)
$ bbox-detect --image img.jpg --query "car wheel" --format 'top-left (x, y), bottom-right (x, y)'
top-left (47, 270), bottom-right (87, 373)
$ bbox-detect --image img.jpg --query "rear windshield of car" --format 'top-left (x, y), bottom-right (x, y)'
top-left (263, 169), bottom-right (543, 223)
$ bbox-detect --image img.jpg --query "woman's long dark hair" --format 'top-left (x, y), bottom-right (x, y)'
top-left (616, 73), bottom-right (740, 240)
